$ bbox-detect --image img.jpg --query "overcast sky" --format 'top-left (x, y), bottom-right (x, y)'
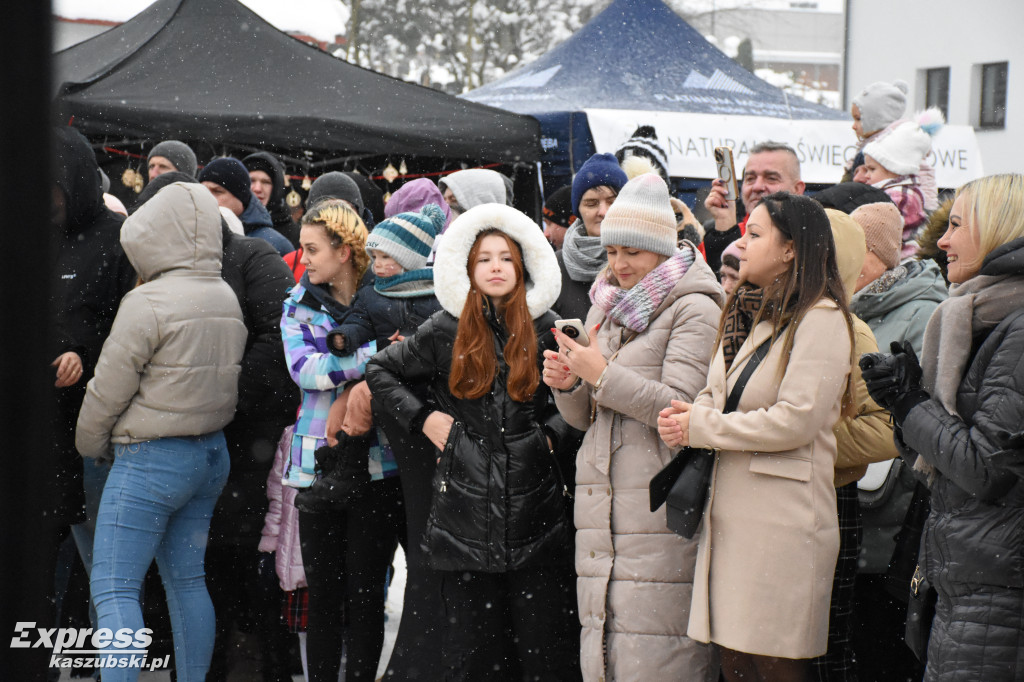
top-left (54, 0), bottom-right (843, 45)
top-left (53, 0), bottom-right (351, 42)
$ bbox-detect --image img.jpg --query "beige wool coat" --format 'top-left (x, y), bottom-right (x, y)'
top-left (554, 256), bottom-right (723, 682)
top-left (687, 300), bottom-right (851, 659)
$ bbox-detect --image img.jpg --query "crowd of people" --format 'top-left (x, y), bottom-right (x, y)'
top-left (43, 76), bottom-right (1024, 682)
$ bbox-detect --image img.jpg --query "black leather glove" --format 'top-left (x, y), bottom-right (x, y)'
top-left (859, 341), bottom-right (928, 422)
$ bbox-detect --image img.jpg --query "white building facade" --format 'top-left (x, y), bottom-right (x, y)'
top-left (844, 0), bottom-right (1020, 176)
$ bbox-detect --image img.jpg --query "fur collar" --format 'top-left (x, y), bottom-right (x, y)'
top-left (433, 203), bottom-right (561, 319)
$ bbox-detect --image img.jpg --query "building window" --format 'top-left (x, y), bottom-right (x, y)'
top-left (979, 62), bottom-right (1008, 129)
top-left (924, 67), bottom-right (950, 120)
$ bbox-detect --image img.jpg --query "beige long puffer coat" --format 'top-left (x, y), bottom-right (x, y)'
top-left (554, 255), bottom-right (723, 682)
top-left (76, 182), bottom-right (246, 459)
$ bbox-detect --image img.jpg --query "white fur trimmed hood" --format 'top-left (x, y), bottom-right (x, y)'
top-left (434, 203), bottom-right (561, 319)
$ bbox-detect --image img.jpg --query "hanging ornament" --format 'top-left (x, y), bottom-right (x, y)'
top-left (122, 167), bottom-right (137, 188)
top-left (283, 174), bottom-right (291, 187)
top-left (286, 189), bottom-right (302, 208)
top-left (398, 159), bottom-right (408, 176)
top-left (382, 163), bottom-right (399, 184)
top-left (132, 174), bottom-right (144, 194)
top-left (383, 191), bottom-right (392, 204)
top-left (301, 175), bottom-right (312, 191)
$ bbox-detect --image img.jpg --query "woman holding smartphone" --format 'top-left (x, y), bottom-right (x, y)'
top-left (659, 192), bottom-right (854, 682)
top-left (365, 203), bottom-right (579, 681)
top-left (544, 173), bottom-right (723, 682)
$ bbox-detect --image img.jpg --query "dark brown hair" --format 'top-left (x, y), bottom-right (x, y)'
top-left (449, 229), bottom-right (539, 402)
top-left (717, 191), bottom-right (855, 414)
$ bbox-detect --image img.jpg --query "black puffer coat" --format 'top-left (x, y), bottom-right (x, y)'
top-left (898, 237), bottom-right (1024, 681)
top-left (366, 307), bottom-right (574, 573)
top-left (211, 225), bottom-right (300, 546)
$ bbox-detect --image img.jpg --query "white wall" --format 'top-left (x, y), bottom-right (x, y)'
top-left (53, 19), bottom-right (112, 51)
top-left (844, 0), bottom-right (1022, 176)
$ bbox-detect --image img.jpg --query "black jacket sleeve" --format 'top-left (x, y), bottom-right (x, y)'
top-left (702, 223), bottom-right (742, 275)
top-left (900, 319), bottom-right (1024, 501)
top-left (534, 317), bottom-right (583, 458)
top-left (365, 314), bottom-right (445, 435)
top-left (235, 238), bottom-right (298, 420)
top-left (327, 289), bottom-right (375, 356)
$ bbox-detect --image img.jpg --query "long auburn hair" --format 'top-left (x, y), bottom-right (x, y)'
top-left (449, 229), bottom-right (539, 402)
top-left (715, 191), bottom-right (856, 415)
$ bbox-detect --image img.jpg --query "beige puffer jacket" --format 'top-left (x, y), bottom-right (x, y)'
top-left (554, 255), bottom-right (723, 682)
top-left (75, 183), bottom-right (246, 459)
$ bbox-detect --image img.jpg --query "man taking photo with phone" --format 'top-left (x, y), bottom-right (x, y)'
top-left (703, 141), bottom-right (805, 273)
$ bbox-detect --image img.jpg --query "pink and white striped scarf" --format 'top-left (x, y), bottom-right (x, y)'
top-left (589, 247), bottom-right (695, 333)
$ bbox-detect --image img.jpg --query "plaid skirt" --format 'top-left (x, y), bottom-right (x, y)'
top-left (284, 587), bottom-right (309, 633)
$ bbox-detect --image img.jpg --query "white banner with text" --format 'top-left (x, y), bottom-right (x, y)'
top-left (585, 108), bottom-right (984, 188)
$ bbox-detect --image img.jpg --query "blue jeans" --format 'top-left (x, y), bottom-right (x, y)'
top-left (91, 433), bottom-right (230, 682)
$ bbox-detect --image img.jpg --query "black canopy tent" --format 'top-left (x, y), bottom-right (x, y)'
top-left (53, 0), bottom-right (543, 211)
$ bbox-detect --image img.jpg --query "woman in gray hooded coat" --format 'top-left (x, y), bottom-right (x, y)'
top-left (76, 182), bottom-right (246, 682)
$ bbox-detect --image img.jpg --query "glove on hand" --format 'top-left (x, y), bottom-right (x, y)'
top-left (859, 341), bottom-right (927, 421)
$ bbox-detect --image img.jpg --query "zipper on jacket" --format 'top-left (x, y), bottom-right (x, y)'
top-left (439, 422), bottom-right (460, 493)
top-left (547, 441), bottom-right (572, 499)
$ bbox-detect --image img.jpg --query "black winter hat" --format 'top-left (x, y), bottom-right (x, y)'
top-left (814, 182), bottom-right (895, 215)
top-left (542, 186), bottom-right (574, 228)
top-left (198, 157), bottom-right (253, 206)
top-left (307, 172), bottom-right (363, 214)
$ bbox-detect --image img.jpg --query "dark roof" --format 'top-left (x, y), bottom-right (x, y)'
top-left (463, 0), bottom-right (844, 121)
top-left (54, 0), bottom-right (540, 162)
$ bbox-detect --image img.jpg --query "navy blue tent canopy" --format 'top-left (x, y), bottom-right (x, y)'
top-left (463, 0), bottom-right (844, 193)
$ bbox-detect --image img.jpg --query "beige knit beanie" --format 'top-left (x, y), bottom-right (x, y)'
top-left (851, 202), bottom-right (903, 270)
top-left (599, 173), bottom-right (677, 257)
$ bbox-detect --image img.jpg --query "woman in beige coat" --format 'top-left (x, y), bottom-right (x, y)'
top-left (544, 173), bottom-right (723, 681)
top-left (659, 192), bottom-right (855, 682)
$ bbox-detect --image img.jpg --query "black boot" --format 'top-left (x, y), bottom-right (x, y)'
top-left (295, 431), bottom-right (372, 513)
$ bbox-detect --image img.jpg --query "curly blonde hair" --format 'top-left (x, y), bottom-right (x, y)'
top-left (301, 199), bottom-right (370, 280)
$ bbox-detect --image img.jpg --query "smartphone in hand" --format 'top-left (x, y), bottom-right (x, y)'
top-left (714, 146), bottom-right (738, 201)
top-left (554, 319), bottom-right (590, 347)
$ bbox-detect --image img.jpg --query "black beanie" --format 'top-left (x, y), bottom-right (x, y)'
top-left (307, 172), bottom-right (364, 214)
top-left (814, 182), bottom-right (895, 214)
top-left (543, 185), bottom-right (574, 227)
top-left (198, 157), bottom-right (252, 206)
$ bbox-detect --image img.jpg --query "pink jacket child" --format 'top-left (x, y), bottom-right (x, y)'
top-left (260, 425), bottom-right (307, 593)
top-left (857, 108), bottom-right (944, 260)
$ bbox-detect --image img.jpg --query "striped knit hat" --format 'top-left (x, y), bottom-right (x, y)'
top-left (600, 173), bottom-right (677, 257)
top-left (615, 125), bottom-right (670, 183)
top-left (365, 203), bottom-right (444, 271)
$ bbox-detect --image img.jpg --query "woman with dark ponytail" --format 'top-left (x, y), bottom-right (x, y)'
top-left (366, 204), bottom-right (581, 681)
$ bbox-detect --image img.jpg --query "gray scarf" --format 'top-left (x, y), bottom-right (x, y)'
top-left (916, 273), bottom-right (1024, 476)
top-left (561, 219), bottom-right (606, 283)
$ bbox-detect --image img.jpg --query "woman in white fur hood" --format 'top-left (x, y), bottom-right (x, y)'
top-left (366, 203), bottom-right (583, 680)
